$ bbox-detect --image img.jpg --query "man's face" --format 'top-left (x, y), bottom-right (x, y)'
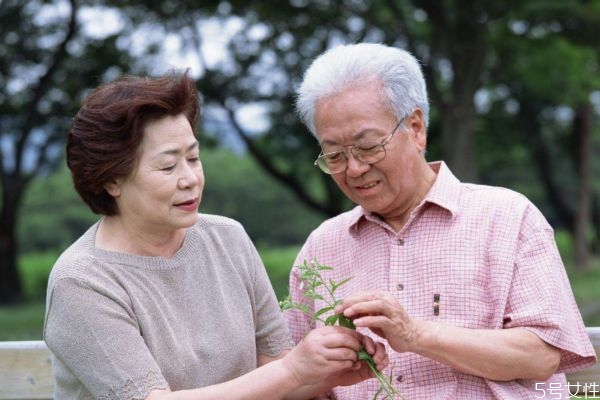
top-left (313, 82), bottom-right (428, 221)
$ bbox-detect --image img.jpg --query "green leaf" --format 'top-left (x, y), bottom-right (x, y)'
top-left (338, 315), bottom-right (356, 329)
top-left (317, 265), bottom-right (334, 271)
top-left (313, 306), bottom-right (334, 319)
top-left (331, 277), bottom-right (353, 292)
top-left (357, 349), bottom-right (373, 361)
top-left (324, 314), bottom-right (340, 326)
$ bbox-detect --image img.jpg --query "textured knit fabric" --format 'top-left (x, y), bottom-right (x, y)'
top-left (285, 161), bottom-right (596, 400)
top-left (44, 213), bottom-right (293, 400)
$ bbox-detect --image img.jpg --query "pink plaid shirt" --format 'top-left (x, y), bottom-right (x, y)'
top-left (286, 161), bottom-right (596, 399)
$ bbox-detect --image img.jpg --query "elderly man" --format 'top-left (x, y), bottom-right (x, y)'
top-left (285, 42), bottom-right (596, 399)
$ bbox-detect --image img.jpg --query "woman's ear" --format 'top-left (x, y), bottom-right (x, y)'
top-left (104, 180), bottom-right (121, 197)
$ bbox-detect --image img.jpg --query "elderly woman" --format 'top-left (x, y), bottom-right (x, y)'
top-left (44, 72), bottom-right (387, 400)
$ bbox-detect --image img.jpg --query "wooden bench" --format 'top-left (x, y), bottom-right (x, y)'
top-left (1, 328), bottom-right (599, 399)
top-left (0, 341), bottom-right (53, 400)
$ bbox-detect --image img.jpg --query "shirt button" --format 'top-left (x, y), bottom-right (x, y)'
top-left (396, 283), bottom-right (404, 291)
top-left (396, 374), bottom-right (404, 382)
top-left (397, 238), bottom-right (404, 245)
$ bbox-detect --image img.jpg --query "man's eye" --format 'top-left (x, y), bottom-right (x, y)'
top-left (356, 143), bottom-right (379, 152)
top-left (325, 152), bottom-right (344, 162)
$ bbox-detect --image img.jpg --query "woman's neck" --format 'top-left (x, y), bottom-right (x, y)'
top-left (95, 216), bottom-right (187, 258)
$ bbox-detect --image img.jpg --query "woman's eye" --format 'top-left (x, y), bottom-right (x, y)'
top-left (161, 165), bottom-right (176, 171)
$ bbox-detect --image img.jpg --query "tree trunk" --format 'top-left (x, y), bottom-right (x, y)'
top-left (0, 175), bottom-right (25, 303)
top-left (413, 0), bottom-right (488, 183)
top-left (441, 103), bottom-right (478, 182)
top-left (573, 101), bottom-right (593, 270)
top-left (521, 103), bottom-right (575, 232)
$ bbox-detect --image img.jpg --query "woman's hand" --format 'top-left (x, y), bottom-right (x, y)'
top-left (281, 325), bottom-right (362, 386)
top-left (326, 332), bottom-right (389, 387)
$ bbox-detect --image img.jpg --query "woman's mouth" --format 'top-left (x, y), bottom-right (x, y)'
top-left (174, 198), bottom-right (199, 212)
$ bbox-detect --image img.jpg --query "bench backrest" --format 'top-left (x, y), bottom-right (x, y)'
top-left (1, 328), bottom-right (599, 399)
top-left (0, 341), bottom-right (53, 399)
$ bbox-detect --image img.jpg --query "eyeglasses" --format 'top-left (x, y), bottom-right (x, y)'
top-left (314, 116), bottom-right (406, 174)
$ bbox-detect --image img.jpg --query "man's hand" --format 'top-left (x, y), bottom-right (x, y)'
top-left (334, 290), bottom-right (421, 354)
top-left (334, 290), bottom-right (562, 381)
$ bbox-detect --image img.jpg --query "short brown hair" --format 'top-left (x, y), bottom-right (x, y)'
top-left (67, 71), bottom-right (200, 215)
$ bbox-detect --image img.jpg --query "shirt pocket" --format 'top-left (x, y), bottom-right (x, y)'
top-left (427, 284), bottom-right (496, 329)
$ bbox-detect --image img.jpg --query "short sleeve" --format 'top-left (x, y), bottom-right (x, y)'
top-left (503, 205), bottom-right (596, 372)
top-left (44, 277), bottom-right (168, 399)
top-left (242, 235), bottom-right (294, 356)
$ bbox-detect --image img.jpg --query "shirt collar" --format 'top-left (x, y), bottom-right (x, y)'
top-left (422, 161), bottom-right (461, 217)
top-left (348, 161), bottom-right (461, 235)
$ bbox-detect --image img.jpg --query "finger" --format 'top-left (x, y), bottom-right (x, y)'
top-left (376, 354), bottom-right (389, 371)
top-left (320, 326), bottom-right (364, 350)
top-left (320, 346), bottom-right (359, 363)
top-left (352, 314), bottom-right (393, 330)
top-left (319, 324), bottom-right (361, 338)
top-left (373, 342), bottom-right (388, 368)
top-left (320, 358), bottom-right (357, 373)
top-left (315, 330), bottom-right (362, 353)
top-left (342, 300), bottom-right (388, 319)
top-left (334, 291), bottom-right (383, 313)
top-left (361, 335), bottom-right (375, 354)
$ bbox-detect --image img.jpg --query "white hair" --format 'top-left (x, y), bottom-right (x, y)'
top-left (296, 43), bottom-right (430, 136)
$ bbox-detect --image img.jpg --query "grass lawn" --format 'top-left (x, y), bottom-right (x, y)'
top-left (259, 245), bottom-right (300, 300)
top-left (566, 259), bottom-right (600, 326)
top-left (1, 246), bottom-right (600, 341)
top-left (0, 301), bottom-right (46, 340)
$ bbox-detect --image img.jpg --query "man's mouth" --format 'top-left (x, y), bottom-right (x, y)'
top-left (357, 182), bottom-right (378, 190)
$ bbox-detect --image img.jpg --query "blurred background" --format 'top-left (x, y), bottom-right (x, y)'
top-left (1, 0), bottom-right (599, 340)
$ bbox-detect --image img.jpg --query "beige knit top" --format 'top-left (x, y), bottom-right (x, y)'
top-left (44, 214), bottom-right (293, 399)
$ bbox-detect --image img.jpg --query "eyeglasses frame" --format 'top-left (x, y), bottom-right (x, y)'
top-left (313, 115), bottom-right (407, 174)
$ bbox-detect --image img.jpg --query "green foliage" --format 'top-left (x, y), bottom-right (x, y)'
top-left (18, 252), bottom-right (56, 301)
top-left (260, 245), bottom-right (299, 300)
top-left (19, 164), bottom-right (98, 253)
top-left (0, 302), bottom-right (46, 340)
top-left (4, 0), bottom-right (600, 303)
top-left (198, 148), bottom-right (324, 246)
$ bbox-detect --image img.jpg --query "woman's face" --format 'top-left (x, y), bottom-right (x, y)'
top-left (107, 114), bottom-right (204, 234)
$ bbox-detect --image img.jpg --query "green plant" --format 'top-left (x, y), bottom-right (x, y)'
top-left (280, 260), bottom-right (404, 400)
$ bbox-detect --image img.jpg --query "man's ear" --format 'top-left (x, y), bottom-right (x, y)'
top-left (408, 108), bottom-right (427, 152)
top-left (104, 180), bottom-right (121, 197)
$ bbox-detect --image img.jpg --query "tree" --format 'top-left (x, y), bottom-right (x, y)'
top-left (127, 0), bottom-right (577, 210)
top-left (191, 0), bottom-right (600, 267)
top-left (487, 1), bottom-right (600, 269)
top-left (0, 0), bottom-right (133, 302)
top-left (3, 0), bottom-right (599, 303)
